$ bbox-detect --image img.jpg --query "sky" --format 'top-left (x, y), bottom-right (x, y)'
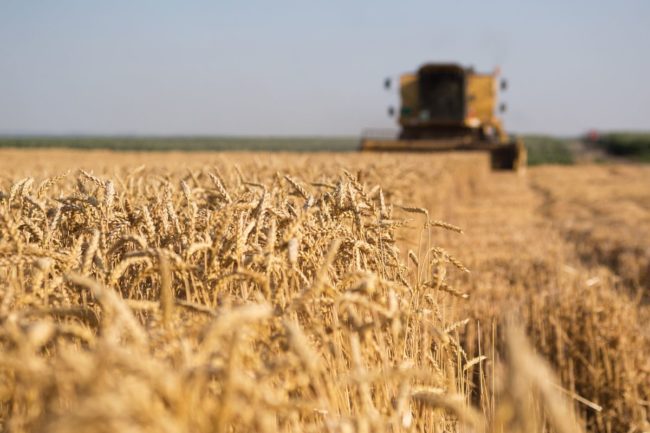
top-left (1, 0), bottom-right (649, 136)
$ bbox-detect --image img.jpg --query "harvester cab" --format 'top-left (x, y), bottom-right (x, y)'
top-left (361, 63), bottom-right (526, 171)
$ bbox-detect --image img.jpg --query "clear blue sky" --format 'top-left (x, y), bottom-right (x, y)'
top-left (1, 0), bottom-right (648, 136)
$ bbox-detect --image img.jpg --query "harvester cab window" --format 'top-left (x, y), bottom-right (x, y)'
top-left (418, 71), bottom-right (464, 122)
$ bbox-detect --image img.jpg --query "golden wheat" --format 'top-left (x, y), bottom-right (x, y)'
top-left (0, 148), bottom-right (647, 433)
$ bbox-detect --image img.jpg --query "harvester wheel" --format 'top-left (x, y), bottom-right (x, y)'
top-left (490, 139), bottom-right (527, 172)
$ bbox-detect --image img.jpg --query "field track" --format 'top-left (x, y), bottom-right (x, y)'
top-left (0, 148), bottom-right (648, 433)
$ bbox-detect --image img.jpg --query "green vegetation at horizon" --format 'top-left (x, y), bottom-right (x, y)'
top-left (3, 133), bottom-right (647, 165)
top-left (0, 135), bottom-right (576, 166)
top-left (0, 136), bottom-right (359, 152)
top-left (521, 135), bottom-right (574, 165)
top-left (595, 132), bottom-right (650, 162)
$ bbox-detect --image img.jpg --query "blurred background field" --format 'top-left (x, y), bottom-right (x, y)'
top-left (1, 133), bottom-right (646, 165)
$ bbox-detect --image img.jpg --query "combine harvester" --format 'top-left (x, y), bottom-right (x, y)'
top-left (361, 63), bottom-right (527, 171)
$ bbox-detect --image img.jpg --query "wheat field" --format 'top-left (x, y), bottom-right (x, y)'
top-left (0, 149), bottom-right (648, 433)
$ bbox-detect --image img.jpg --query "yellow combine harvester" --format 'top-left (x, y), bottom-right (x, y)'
top-left (361, 63), bottom-right (526, 170)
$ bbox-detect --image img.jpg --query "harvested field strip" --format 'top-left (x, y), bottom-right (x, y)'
top-left (433, 166), bottom-right (650, 433)
top-left (529, 165), bottom-right (650, 293)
